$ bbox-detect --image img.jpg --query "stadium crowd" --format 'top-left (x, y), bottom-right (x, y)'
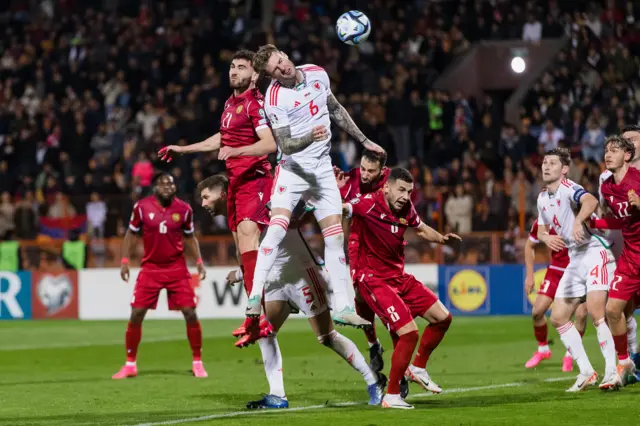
top-left (0, 0), bottom-right (639, 254)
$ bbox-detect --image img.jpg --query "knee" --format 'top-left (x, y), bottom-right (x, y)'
top-left (531, 307), bottom-right (546, 323)
top-left (322, 225), bottom-right (344, 248)
top-left (317, 329), bottom-right (337, 346)
top-left (182, 308), bottom-right (198, 323)
top-left (549, 314), bottom-right (564, 329)
top-left (436, 313), bottom-right (452, 331)
top-left (605, 303), bottom-right (622, 322)
top-left (130, 309), bottom-right (146, 324)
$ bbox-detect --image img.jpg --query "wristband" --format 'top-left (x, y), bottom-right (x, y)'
top-left (196, 258), bottom-right (203, 265)
top-left (121, 257), bottom-right (129, 265)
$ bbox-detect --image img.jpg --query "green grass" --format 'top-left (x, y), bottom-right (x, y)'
top-left (0, 317), bottom-right (638, 425)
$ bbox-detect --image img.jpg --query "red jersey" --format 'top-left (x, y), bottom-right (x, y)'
top-left (220, 88), bottom-right (272, 183)
top-left (529, 220), bottom-right (569, 269)
top-left (600, 167), bottom-right (640, 268)
top-left (129, 196), bottom-right (193, 279)
top-left (346, 190), bottom-right (421, 279)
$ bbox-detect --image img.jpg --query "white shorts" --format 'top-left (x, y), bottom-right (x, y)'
top-left (555, 244), bottom-right (616, 299)
top-left (264, 229), bottom-right (329, 317)
top-left (270, 156), bottom-right (342, 221)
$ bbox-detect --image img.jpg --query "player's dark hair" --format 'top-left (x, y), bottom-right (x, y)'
top-left (362, 149), bottom-right (387, 168)
top-left (621, 124), bottom-right (640, 134)
top-left (232, 49), bottom-right (255, 64)
top-left (544, 147), bottom-right (571, 166)
top-left (197, 174), bottom-right (228, 194)
top-left (388, 167), bottom-right (413, 184)
top-left (253, 44), bottom-right (280, 74)
top-left (605, 135), bottom-right (636, 161)
top-left (152, 172), bottom-right (174, 186)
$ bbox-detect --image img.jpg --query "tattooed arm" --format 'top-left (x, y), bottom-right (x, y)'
top-left (327, 93), bottom-right (385, 153)
top-left (273, 125), bottom-right (328, 155)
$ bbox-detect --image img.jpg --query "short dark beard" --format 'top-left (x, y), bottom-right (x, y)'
top-left (156, 193), bottom-right (174, 207)
top-left (231, 80), bottom-right (251, 93)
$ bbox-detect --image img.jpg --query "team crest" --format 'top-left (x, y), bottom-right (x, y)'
top-left (236, 105), bottom-right (243, 114)
top-left (172, 213), bottom-right (180, 222)
top-left (557, 200), bottom-right (561, 206)
top-left (278, 185), bottom-right (287, 194)
top-left (399, 218), bottom-right (407, 225)
top-left (339, 256), bottom-right (346, 265)
top-left (259, 108), bottom-right (265, 118)
top-left (349, 197), bottom-right (360, 204)
top-left (313, 82), bottom-right (321, 91)
top-left (262, 247), bottom-right (273, 256)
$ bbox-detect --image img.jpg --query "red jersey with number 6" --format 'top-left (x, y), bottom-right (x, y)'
top-left (129, 196), bottom-right (193, 280)
top-left (347, 190), bottom-right (421, 280)
top-left (600, 167), bottom-right (640, 269)
top-left (221, 88), bottom-right (272, 183)
top-left (528, 220), bottom-right (569, 269)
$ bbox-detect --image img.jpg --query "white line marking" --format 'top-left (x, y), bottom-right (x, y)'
top-left (131, 376), bottom-right (573, 426)
top-left (0, 335), bottom-right (189, 351)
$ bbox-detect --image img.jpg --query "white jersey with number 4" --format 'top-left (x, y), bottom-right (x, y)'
top-left (265, 64), bottom-right (332, 167)
top-left (537, 178), bottom-right (609, 251)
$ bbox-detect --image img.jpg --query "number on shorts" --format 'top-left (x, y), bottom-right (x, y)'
top-left (589, 265), bottom-right (599, 278)
top-left (540, 279), bottom-right (551, 294)
top-left (309, 100), bottom-right (319, 116)
top-left (387, 306), bottom-right (400, 323)
top-left (159, 220), bottom-right (167, 234)
top-left (616, 202), bottom-right (631, 218)
top-left (611, 274), bottom-right (622, 291)
top-left (390, 225), bottom-right (398, 234)
top-left (302, 285), bottom-right (314, 305)
top-left (221, 112), bottom-right (233, 128)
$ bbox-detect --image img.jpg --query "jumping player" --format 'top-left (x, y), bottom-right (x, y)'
top-left (599, 135), bottom-right (640, 387)
top-left (344, 167), bottom-right (460, 409)
top-left (536, 148), bottom-right (617, 391)
top-left (197, 174), bottom-right (386, 408)
top-left (245, 44), bottom-right (386, 331)
top-left (112, 173), bottom-right (208, 379)
top-left (524, 220), bottom-right (587, 372)
top-left (159, 49), bottom-right (277, 337)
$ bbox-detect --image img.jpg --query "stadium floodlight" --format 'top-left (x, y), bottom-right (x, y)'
top-left (511, 56), bottom-right (526, 74)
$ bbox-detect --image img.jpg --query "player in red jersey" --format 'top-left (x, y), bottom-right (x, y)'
top-left (599, 135), bottom-right (640, 386)
top-left (335, 149), bottom-right (390, 371)
top-left (524, 220), bottom-right (587, 371)
top-left (112, 173), bottom-right (207, 379)
top-left (343, 167), bottom-right (461, 409)
top-left (158, 50), bottom-right (277, 337)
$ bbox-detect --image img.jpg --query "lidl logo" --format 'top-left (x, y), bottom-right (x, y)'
top-left (447, 269), bottom-right (487, 312)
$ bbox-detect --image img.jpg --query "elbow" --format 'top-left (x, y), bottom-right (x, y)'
top-left (280, 145), bottom-right (294, 155)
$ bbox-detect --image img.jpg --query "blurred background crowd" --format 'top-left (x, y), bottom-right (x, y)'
top-left (0, 0), bottom-right (639, 267)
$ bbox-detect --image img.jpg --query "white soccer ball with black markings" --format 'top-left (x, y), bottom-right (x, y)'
top-left (336, 10), bottom-right (371, 46)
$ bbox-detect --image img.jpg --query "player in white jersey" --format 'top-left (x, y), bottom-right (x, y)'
top-left (536, 148), bottom-right (617, 391)
top-left (595, 125), bottom-right (640, 369)
top-left (241, 44), bottom-right (386, 333)
top-left (197, 174), bottom-right (386, 408)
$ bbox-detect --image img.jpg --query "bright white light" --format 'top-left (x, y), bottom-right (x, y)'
top-left (511, 57), bottom-right (525, 74)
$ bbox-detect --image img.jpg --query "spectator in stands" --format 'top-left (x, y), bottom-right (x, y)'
top-left (13, 191), bottom-right (38, 239)
top-left (581, 118), bottom-right (606, 162)
top-left (86, 193), bottom-right (107, 239)
top-left (131, 152), bottom-right (154, 194)
top-left (0, 192), bottom-right (15, 239)
top-left (522, 14), bottom-right (542, 42)
top-left (445, 184), bottom-right (473, 234)
top-left (48, 193), bottom-right (76, 219)
top-left (538, 119), bottom-right (565, 151)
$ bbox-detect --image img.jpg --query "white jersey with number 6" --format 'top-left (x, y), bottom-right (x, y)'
top-left (265, 64), bottom-right (332, 167)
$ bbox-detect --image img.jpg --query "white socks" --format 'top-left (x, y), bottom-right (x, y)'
top-left (258, 335), bottom-right (286, 398)
top-left (595, 318), bottom-right (617, 376)
top-left (249, 215), bottom-right (289, 300)
top-left (557, 321), bottom-right (594, 375)
top-left (322, 225), bottom-right (351, 312)
top-left (319, 330), bottom-right (377, 385)
top-left (627, 316), bottom-right (638, 354)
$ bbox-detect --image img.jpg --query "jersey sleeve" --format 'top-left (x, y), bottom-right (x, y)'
top-left (567, 182), bottom-right (589, 205)
top-left (129, 202), bottom-right (143, 232)
top-left (346, 194), bottom-right (374, 218)
top-left (265, 85), bottom-right (289, 130)
top-left (182, 207), bottom-right (194, 234)
top-left (536, 195), bottom-right (548, 225)
top-left (529, 220), bottom-right (539, 243)
top-left (407, 203), bottom-right (422, 228)
top-left (248, 98), bottom-right (269, 132)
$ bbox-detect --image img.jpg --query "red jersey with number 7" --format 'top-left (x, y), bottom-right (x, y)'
top-left (600, 167), bottom-right (640, 269)
top-left (528, 220), bottom-right (569, 269)
top-left (221, 88), bottom-right (272, 183)
top-left (129, 196), bottom-right (193, 281)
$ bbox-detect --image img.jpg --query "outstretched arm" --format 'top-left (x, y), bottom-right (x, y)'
top-left (327, 93), bottom-right (384, 153)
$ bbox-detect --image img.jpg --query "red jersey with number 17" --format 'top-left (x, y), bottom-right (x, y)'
top-left (600, 166), bottom-right (640, 269)
top-left (529, 220), bottom-right (569, 269)
top-left (129, 196), bottom-right (193, 280)
top-left (347, 190), bottom-right (421, 279)
top-left (221, 88), bottom-right (272, 183)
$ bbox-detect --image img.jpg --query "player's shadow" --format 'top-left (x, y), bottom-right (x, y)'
top-left (0, 377), bottom-right (102, 387)
top-left (410, 388), bottom-right (578, 409)
top-left (136, 368), bottom-right (195, 377)
top-left (196, 389), bottom-right (366, 406)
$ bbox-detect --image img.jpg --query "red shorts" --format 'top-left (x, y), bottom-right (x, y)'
top-left (609, 255), bottom-right (640, 301)
top-left (227, 174), bottom-right (273, 232)
top-left (132, 271), bottom-right (196, 310)
top-left (359, 272), bottom-right (438, 333)
top-left (537, 267), bottom-right (564, 299)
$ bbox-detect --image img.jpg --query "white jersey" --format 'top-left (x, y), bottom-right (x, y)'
top-left (265, 64), bottom-right (332, 168)
top-left (598, 170), bottom-right (624, 259)
top-left (537, 178), bottom-right (609, 252)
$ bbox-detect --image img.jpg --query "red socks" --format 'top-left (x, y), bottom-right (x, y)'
top-left (388, 330), bottom-right (419, 394)
top-left (413, 314), bottom-right (452, 369)
top-left (614, 333), bottom-right (629, 361)
top-left (126, 322), bottom-right (142, 362)
top-left (534, 323), bottom-right (548, 346)
top-left (186, 321), bottom-right (203, 361)
top-left (241, 250), bottom-right (258, 295)
top-left (355, 297), bottom-right (377, 344)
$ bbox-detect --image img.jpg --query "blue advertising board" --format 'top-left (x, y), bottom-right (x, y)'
top-left (0, 271), bottom-right (32, 320)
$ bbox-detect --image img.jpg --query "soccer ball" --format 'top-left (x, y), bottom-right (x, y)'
top-left (336, 10), bottom-right (371, 46)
